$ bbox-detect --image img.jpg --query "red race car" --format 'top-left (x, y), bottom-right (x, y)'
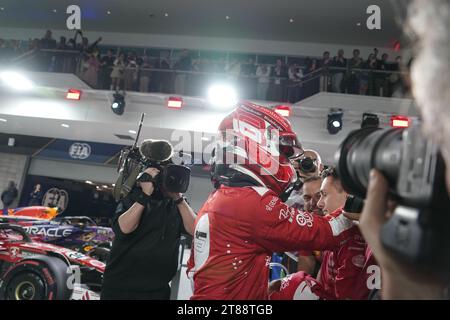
top-left (0, 223), bottom-right (104, 300)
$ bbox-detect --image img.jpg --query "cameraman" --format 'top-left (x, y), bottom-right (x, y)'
top-left (358, 0), bottom-right (450, 299)
top-left (101, 167), bottom-right (196, 300)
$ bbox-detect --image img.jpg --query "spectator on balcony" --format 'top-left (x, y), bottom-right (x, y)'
top-left (82, 50), bottom-right (100, 88)
top-left (40, 30), bottom-right (56, 49)
top-left (375, 53), bottom-right (390, 96)
top-left (256, 64), bottom-right (271, 100)
top-left (388, 55), bottom-right (404, 97)
top-left (320, 51), bottom-right (332, 91)
top-left (270, 58), bottom-right (288, 101)
top-left (241, 58), bottom-right (257, 98)
top-left (174, 49), bottom-right (191, 95)
top-left (373, 48), bottom-right (379, 61)
top-left (124, 52), bottom-right (138, 91)
top-left (287, 63), bottom-right (303, 103)
top-left (347, 49), bottom-right (364, 94)
top-left (331, 49), bottom-right (347, 93)
top-left (361, 53), bottom-right (378, 95)
top-left (139, 54), bottom-right (153, 93)
top-left (57, 37), bottom-right (68, 50)
top-left (99, 49), bottom-right (116, 89)
top-left (155, 53), bottom-right (172, 93)
top-left (110, 53), bottom-right (126, 91)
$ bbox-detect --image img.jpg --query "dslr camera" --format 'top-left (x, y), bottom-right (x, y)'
top-left (335, 122), bottom-right (450, 269)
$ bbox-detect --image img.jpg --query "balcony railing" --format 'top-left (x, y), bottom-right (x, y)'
top-left (1, 49), bottom-right (409, 102)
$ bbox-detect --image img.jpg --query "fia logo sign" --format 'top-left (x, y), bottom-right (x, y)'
top-left (69, 143), bottom-right (91, 160)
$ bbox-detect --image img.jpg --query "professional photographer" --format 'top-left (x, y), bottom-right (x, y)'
top-left (285, 149), bottom-right (324, 210)
top-left (101, 140), bottom-right (196, 300)
top-left (354, 0), bottom-right (450, 299)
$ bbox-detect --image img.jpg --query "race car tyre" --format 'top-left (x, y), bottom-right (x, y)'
top-left (5, 272), bottom-right (46, 300)
top-left (0, 255), bottom-right (72, 300)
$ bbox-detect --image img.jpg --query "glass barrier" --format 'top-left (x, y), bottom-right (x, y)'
top-left (1, 49), bottom-right (408, 102)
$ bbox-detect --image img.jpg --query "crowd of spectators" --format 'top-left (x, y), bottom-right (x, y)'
top-left (0, 30), bottom-right (407, 102)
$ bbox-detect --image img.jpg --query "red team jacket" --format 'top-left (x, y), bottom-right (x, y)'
top-left (269, 217), bottom-right (377, 300)
top-left (187, 185), bottom-right (355, 300)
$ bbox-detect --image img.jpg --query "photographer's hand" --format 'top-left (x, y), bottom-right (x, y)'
top-left (167, 192), bottom-right (196, 236)
top-left (360, 169), bottom-right (444, 299)
top-left (118, 168), bottom-right (159, 235)
top-left (139, 168), bottom-right (160, 196)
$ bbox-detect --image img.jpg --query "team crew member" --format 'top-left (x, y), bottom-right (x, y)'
top-left (187, 102), bottom-right (355, 300)
top-left (270, 167), bottom-right (377, 300)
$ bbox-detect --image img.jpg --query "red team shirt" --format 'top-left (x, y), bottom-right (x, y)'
top-left (270, 210), bottom-right (378, 300)
top-left (187, 185), bottom-right (356, 300)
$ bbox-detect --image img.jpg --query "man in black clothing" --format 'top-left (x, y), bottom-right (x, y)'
top-left (331, 49), bottom-right (347, 93)
top-left (1, 181), bottom-right (18, 210)
top-left (99, 49), bottom-right (116, 89)
top-left (101, 167), bottom-right (195, 300)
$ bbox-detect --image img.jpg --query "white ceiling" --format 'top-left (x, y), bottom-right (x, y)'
top-left (0, 0), bottom-right (409, 47)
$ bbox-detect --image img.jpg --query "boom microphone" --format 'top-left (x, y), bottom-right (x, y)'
top-left (139, 139), bottom-right (173, 162)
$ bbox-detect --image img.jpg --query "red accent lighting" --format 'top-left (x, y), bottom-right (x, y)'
top-left (66, 89), bottom-right (82, 100)
top-left (167, 97), bottom-right (183, 109)
top-left (390, 115), bottom-right (409, 128)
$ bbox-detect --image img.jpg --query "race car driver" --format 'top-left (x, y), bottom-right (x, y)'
top-left (269, 167), bottom-right (377, 300)
top-left (187, 102), bottom-right (355, 300)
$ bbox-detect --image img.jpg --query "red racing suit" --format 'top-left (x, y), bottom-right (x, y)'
top-left (270, 212), bottom-right (379, 300)
top-left (187, 185), bottom-right (355, 300)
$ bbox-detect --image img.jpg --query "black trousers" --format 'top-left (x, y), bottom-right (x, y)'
top-left (101, 284), bottom-right (171, 300)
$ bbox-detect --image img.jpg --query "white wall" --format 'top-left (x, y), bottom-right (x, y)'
top-left (0, 27), bottom-right (401, 60)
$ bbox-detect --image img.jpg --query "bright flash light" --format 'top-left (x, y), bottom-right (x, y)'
top-left (207, 84), bottom-right (238, 109)
top-left (332, 120), bottom-right (341, 128)
top-left (0, 71), bottom-right (33, 91)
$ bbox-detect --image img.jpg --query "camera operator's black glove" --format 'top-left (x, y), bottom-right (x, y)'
top-left (129, 188), bottom-right (152, 207)
top-left (136, 172), bottom-right (157, 184)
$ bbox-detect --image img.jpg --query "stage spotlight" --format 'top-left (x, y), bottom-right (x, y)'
top-left (207, 84), bottom-right (238, 109)
top-left (361, 113), bottom-right (379, 128)
top-left (327, 109), bottom-right (343, 135)
top-left (111, 92), bottom-right (125, 115)
top-left (0, 71), bottom-right (33, 91)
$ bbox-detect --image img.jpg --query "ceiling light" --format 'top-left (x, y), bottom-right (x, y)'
top-left (289, 18), bottom-right (294, 23)
top-left (207, 84), bottom-right (238, 109)
top-left (111, 92), bottom-right (125, 115)
top-left (0, 118), bottom-right (7, 122)
top-left (52, 9), bottom-right (57, 13)
top-left (86, 180), bottom-right (93, 184)
top-left (164, 13), bottom-right (169, 17)
top-left (0, 71), bottom-right (33, 91)
top-left (61, 124), bottom-right (70, 128)
top-left (102, 185), bottom-right (108, 188)
top-left (107, 10), bottom-right (111, 15)
top-left (225, 16), bottom-right (230, 20)
top-left (129, 130), bottom-right (137, 134)
top-left (0, 7), bottom-right (4, 11)
top-left (327, 109), bottom-right (343, 135)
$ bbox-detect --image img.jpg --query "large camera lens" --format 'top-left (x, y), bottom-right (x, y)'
top-left (335, 127), bottom-right (404, 199)
top-left (299, 157), bottom-right (316, 173)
